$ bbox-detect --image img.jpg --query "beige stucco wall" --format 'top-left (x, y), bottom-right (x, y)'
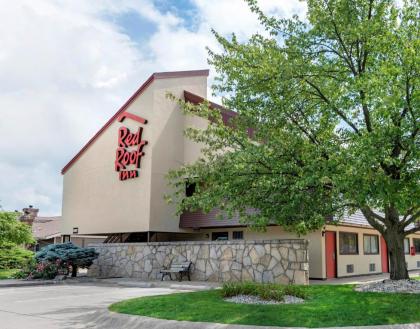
top-left (323, 226), bottom-right (420, 276)
top-left (149, 78), bottom-right (207, 232)
top-left (62, 74), bottom-right (208, 235)
top-left (70, 236), bottom-right (106, 248)
top-left (405, 234), bottom-right (420, 271)
top-left (325, 225), bottom-right (382, 277)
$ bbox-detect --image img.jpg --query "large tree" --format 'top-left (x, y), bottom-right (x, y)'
top-left (168, 0), bottom-right (419, 280)
top-left (0, 211), bottom-right (34, 269)
top-left (0, 211), bottom-right (34, 247)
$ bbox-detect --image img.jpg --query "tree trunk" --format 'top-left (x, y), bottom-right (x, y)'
top-left (71, 265), bottom-right (78, 277)
top-left (383, 229), bottom-right (409, 280)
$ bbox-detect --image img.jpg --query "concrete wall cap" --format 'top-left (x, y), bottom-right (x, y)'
top-left (88, 239), bottom-right (308, 248)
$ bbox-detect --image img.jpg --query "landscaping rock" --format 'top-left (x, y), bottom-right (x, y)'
top-left (355, 279), bottom-right (420, 294)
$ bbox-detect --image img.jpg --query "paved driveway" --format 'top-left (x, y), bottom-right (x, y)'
top-left (0, 283), bottom-right (179, 329)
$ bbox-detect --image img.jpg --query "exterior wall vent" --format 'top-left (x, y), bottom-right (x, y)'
top-left (417, 261), bottom-right (420, 268)
top-left (369, 263), bottom-right (376, 272)
top-left (346, 264), bottom-right (354, 273)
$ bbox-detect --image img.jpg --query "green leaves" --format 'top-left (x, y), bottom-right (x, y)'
top-left (167, 0), bottom-right (419, 235)
top-left (0, 212), bottom-right (34, 246)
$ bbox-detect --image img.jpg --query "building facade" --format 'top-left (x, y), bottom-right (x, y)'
top-left (61, 69), bottom-right (420, 279)
top-left (19, 206), bottom-right (105, 250)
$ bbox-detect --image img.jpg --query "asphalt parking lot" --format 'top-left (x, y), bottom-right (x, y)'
top-left (0, 283), bottom-right (177, 329)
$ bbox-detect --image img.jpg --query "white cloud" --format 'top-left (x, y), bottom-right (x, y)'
top-left (0, 0), bottom-right (306, 216)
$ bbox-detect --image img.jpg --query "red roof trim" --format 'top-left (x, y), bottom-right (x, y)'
top-left (61, 69), bottom-right (209, 174)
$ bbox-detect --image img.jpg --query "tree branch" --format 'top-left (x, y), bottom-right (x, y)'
top-left (304, 79), bottom-right (361, 134)
top-left (360, 206), bottom-right (386, 234)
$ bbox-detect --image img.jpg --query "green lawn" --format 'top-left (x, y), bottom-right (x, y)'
top-left (0, 269), bottom-right (18, 280)
top-left (110, 285), bottom-right (420, 328)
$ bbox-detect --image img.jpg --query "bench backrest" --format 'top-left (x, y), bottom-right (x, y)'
top-left (169, 261), bottom-right (191, 271)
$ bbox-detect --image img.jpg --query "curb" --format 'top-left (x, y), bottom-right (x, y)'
top-left (0, 277), bottom-right (98, 288)
top-left (80, 310), bottom-right (420, 329)
top-left (116, 281), bottom-right (217, 290)
top-left (0, 280), bottom-right (64, 288)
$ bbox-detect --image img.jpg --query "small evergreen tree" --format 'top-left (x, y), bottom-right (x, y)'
top-left (36, 242), bottom-right (99, 277)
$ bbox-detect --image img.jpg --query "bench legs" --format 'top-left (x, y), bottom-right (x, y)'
top-left (161, 271), bottom-right (190, 282)
top-left (178, 272), bottom-right (191, 282)
top-left (160, 273), bottom-right (172, 281)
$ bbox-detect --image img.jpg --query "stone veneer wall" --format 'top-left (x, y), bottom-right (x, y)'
top-left (88, 239), bottom-right (309, 284)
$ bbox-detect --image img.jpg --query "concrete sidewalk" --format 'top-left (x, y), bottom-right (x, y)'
top-left (78, 310), bottom-right (420, 329)
top-left (0, 276), bottom-right (220, 290)
top-left (310, 271), bottom-right (420, 285)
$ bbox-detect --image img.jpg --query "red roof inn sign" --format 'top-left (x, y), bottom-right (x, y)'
top-left (115, 112), bottom-right (148, 181)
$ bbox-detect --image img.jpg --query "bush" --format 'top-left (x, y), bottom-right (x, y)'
top-left (35, 242), bottom-right (99, 277)
top-left (13, 259), bottom-right (64, 280)
top-left (13, 242), bottom-right (99, 280)
top-left (0, 243), bottom-right (33, 269)
top-left (221, 282), bottom-right (308, 302)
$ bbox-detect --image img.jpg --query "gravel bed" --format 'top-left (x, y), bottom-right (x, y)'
top-left (224, 294), bottom-right (304, 305)
top-left (355, 279), bottom-right (420, 294)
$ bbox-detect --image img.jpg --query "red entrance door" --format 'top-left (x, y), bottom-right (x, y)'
top-left (325, 231), bottom-right (337, 278)
top-left (381, 236), bottom-right (389, 273)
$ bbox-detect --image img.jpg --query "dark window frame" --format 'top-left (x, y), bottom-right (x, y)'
top-left (363, 234), bottom-right (379, 255)
top-left (339, 232), bottom-right (359, 255)
top-left (414, 238), bottom-right (420, 254)
top-left (185, 182), bottom-right (196, 197)
top-left (404, 238), bottom-right (410, 255)
top-left (211, 232), bottom-right (229, 241)
top-left (232, 231), bottom-right (244, 240)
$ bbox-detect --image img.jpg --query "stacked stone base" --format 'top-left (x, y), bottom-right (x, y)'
top-left (88, 239), bottom-right (309, 284)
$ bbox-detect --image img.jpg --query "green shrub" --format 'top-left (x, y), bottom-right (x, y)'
top-left (35, 242), bottom-right (98, 277)
top-left (0, 243), bottom-right (33, 269)
top-left (13, 243), bottom-right (99, 280)
top-left (13, 259), bottom-right (65, 280)
top-left (221, 282), bottom-right (308, 302)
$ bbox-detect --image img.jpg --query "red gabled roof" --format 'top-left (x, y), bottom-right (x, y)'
top-left (61, 69), bottom-right (209, 174)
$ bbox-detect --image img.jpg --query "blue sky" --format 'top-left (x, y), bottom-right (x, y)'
top-left (0, 0), bottom-right (306, 215)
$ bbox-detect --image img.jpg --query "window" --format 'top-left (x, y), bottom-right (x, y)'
top-left (414, 239), bottom-right (420, 254)
top-left (369, 263), bottom-right (376, 272)
top-left (212, 232), bottom-right (228, 241)
top-left (404, 238), bottom-right (410, 254)
top-left (346, 264), bottom-right (354, 273)
top-left (339, 232), bottom-right (359, 255)
top-left (62, 235), bottom-right (71, 243)
top-left (185, 182), bottom-right (196, 197)
top-left (232, 231), bottom-right (243, 240)
top-left (363, 235), bottom-right (379, 254)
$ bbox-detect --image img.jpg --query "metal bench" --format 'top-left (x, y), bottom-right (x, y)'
top-left (160, 261), bottom-right (192, 281)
